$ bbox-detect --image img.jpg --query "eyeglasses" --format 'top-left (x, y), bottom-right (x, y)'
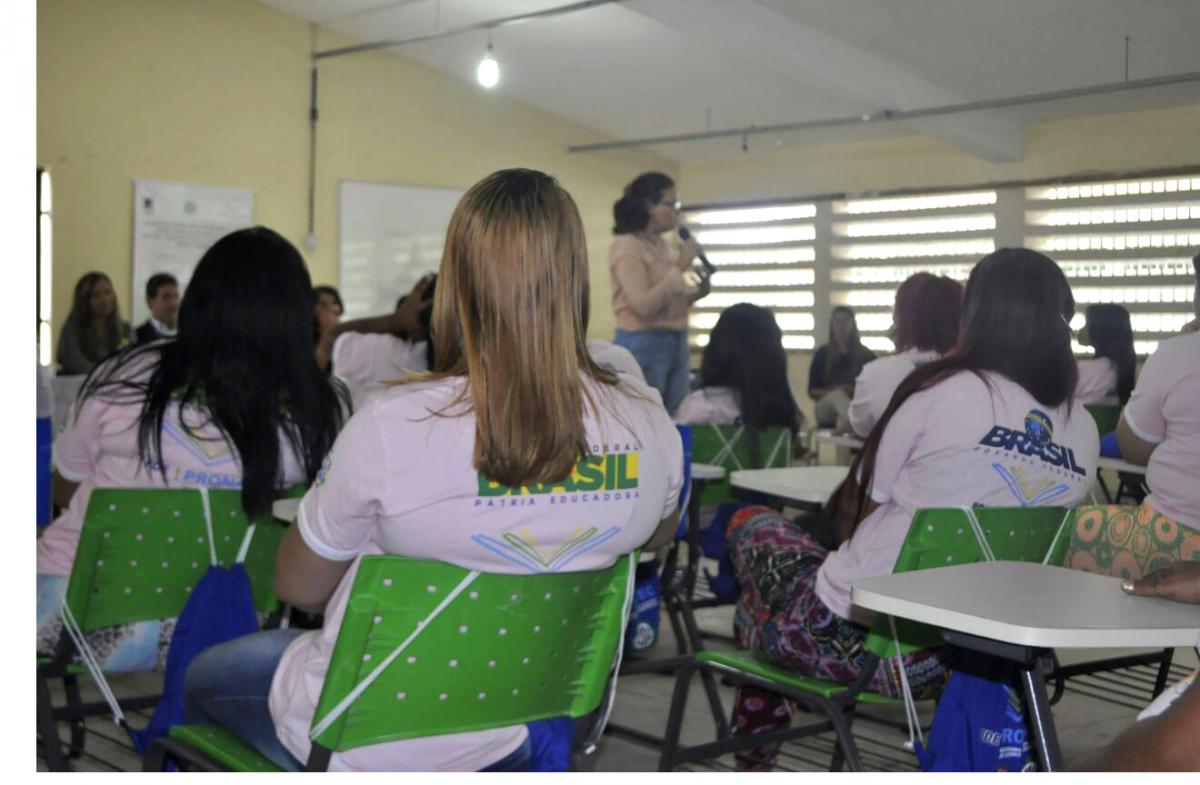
top-left (655, 198), bottom-right (682, 211)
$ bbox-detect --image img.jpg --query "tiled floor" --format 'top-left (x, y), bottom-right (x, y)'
top-left (38, 600), bottom-right (1196, 772)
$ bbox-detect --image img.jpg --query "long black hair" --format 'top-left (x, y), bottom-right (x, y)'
top-left (68, 271), bottom-right (124, 364)
top-left (613, 172), bottom-right (675, 234)
top-left (850, 248), bottom-right (1077, 531)
top-left (1084, 304), bottom-right (1136, 405)
top-left (78, 227), bottom-right (348, 518)
top-left (822, 305), bottom-right (870, 381)
top-left (700, 303), bottom-right (801, 461)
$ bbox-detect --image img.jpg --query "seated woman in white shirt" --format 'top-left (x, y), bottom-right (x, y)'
top-left (1087, 260), bottom-right (1200, 583)
top-left (725, 248), bottom-right (1099, 770)
top-left (847, 272), bottom-right (963, 437)
top-left (1075, 304), bottom-right (1136, 407)
top-left (313, 279), bottom-right (434, 411)
top-left (675, 302), bottom-right (802, 447)
top-left (37, 227), bottom-right (348, 670)
top-left (183, 169), bottom-right (686, 772)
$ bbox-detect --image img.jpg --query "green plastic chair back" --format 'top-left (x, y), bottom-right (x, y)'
top-left (63, 487), bottom-right (299, 632)
top-left (309, 553), bottom-right (635, 753)
top-left (861, 506), bottom-right (1074, 659)
top-left (1085, 404), bottom-right (1120, 436)
top-left (690, 424), bottom-right (791, 507)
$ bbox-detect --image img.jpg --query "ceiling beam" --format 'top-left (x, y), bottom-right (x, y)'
top-left (622, 0), bottom-right (1025, 162)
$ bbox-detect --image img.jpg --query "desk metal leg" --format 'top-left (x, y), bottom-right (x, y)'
top-left (1019, 654), bottom-right (1063, 772)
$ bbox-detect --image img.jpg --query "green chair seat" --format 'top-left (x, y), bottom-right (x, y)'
top-left (169, 724), bottom-right (282, 772)
top-left (696, 650), bottom-right (897, 704)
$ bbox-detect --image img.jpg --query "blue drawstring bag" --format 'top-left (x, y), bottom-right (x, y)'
top-left (700, 502), bottom-right (746, 603)
top-left (623, 560), bottom-right (662, 655)
top-left (914, 670), bottom-right (1034, 772)
top-left (59, 489), bottom-right (263, 762)
top-left (127, 561), bottom-right (260, 754)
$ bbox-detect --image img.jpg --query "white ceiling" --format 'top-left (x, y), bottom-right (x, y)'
top-left (260, 0), bottom-right (1200, 162)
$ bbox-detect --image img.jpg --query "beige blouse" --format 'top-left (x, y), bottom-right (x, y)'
top-left (609, 232), bottom-right (689, 332)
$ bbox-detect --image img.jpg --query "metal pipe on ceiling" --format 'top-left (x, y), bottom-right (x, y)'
top-left (566, 69), bottom-right (1200, 153)
top-left (313, 0), bottom-right (624, 60)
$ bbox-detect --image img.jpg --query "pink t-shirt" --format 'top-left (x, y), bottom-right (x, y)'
top-left (1121, 331), bottom-right (1200, 528)
top-left (37, 357), bottom-right (308, 576)
top-left (1074, 357), bottom-right (1119, 407)
top-left (587, 338), bottom-right (647, 383)
top-left (332, 332), bottom-right (429, 411)
top-left (675, 387), bottom-right (740, 427)
top-left (269, 374), bottom-right (684, 772)
top-left (847, 349), bottom-right (941, 438)
top-left (815, 371), bottom-right (1099, 620)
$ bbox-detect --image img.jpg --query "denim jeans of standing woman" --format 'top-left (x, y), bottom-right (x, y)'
top-left (613, 328), bottom-right (690, 414)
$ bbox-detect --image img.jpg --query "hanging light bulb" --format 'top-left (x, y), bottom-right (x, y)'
top-left (476, 30), bottom-right (499, 89)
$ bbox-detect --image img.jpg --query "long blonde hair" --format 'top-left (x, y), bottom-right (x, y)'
top-left (428, 168), bottom-right (618, 487)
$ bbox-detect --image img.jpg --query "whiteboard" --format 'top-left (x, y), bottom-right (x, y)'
top-left (338, 180), bottom-right (464, 319)
top-left (131, 179), bottom-right (255, 325)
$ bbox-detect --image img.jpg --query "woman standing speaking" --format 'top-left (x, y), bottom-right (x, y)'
top-left (609, 172), bottom-right (710, 413)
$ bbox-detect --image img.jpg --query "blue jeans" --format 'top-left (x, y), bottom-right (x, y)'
top-left (184, 628), bottom-right (306, 771)
top-left (183, 629), bottom-right (533, 772)
top-left (613, 328), bottom-right (690, 414)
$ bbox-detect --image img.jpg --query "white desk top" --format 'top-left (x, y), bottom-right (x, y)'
top-left (1097, 457), bottom-right (1147, 475)
top-left (691, 462), bottom-right (726, 481)
top-left (814, 429), bottom-right (865, 449)
top-left (730, 466), bottom-right (848, 505)
top-left (272, 497), bottom-right (300, 524)
top-left (852, 561), bottom-right (1200, 650)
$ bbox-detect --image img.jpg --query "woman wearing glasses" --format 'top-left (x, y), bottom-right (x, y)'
top-left (610, 172), bottom-right (710, 413)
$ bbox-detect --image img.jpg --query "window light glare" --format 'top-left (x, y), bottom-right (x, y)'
top-left (687, 204), bottom-right (815, 226)
top-left (834, 191), bottom-right (995, 215)
top-left (705, 247), bottom-right (815, 266)
top-left (835, 213), bottom-right (995, 238)
top-left (832, 238), bottom-right (994, 261)
top-left (1027, 177), bottom-right (1199, 201)
top-left (695, 225), bottom-right (815, 246)
top-left (39, 170), bottom-right (52, 214)
top-left (711, 269), bottom-right (814, 288)
top-left (1028, 232), bottom-right (1200, 253)
top-left (831, 264), bottom-right (973, 284)
top-left (853, 313), bottom-right (894, 332)
top-left (702, 291), bottom-right (815, 309)
top-left (1027, 203), bottom-right (1198, 227)
top-left (861, 336), bottom-right (895, 353)
top-left (781, 334), bottom-right (816, 350)
top-left (831, 290), bottom-right (896, 307)
top-left (476, 48), bottom-right (499, 88)
top-left (39, 214), bottom-right (52, 317)
top-left (39, 323), bottom-right (51, 367)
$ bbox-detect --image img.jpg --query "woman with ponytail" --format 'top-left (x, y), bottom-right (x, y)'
top-left (609, 172), bottom-right (709, 413)
top-left (723, 248), bottom-right (1100, 770)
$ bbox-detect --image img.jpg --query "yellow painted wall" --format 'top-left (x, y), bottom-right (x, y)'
top-left (678, 103), bottom-right (1200, 430)
top-left (37, 0), bottom-right (676, 357)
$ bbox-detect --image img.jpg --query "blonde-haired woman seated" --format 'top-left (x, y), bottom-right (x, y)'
top-left (182, 169), bottom-right (685, 772)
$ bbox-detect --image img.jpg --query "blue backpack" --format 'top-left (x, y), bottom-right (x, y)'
top-left (915, 670), bottom-right (1034, 772)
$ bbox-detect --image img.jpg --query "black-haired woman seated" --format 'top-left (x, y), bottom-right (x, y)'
top-left (37, 227), bottom-right (348, 670)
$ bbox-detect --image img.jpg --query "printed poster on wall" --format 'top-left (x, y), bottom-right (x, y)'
top-left (131, 179), bottom-right (255, 325)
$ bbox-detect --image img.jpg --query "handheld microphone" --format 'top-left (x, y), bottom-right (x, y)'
top-left (678, 226), bottom-right (715, 275)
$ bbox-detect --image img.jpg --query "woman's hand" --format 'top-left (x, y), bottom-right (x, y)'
top-left (1122, 561), bottom-right (1200, 605)
top-left (389, 275), bottom-right (434, 337)
top-left (677, 238), bottom-right (700, 270)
